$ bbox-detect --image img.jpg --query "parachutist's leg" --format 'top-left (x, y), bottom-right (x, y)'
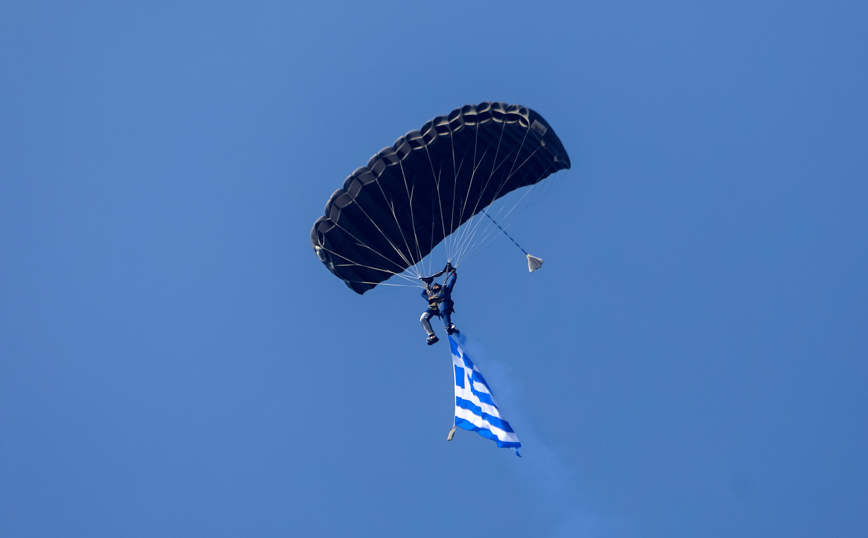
top-left (420, 311), bottom-right (435, 336)
top-left (441, 304), bottom-right (458, 335)
top-left (439, 303), bottom-right (452, 327)
top-left (421, 310), bottom-right (440, 345)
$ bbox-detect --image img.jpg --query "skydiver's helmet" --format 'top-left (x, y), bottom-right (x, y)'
top-left (431, 283), bottom-right (442, 292)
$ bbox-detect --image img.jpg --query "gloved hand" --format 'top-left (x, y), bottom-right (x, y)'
top-left (444, 262), bottom-right (454, 273)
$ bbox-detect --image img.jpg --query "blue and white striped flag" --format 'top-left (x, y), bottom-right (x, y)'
top-left (448, 335), bottom-right (521, 456)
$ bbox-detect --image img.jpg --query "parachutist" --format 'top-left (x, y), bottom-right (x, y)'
top-left (421, 265), bottom-right (458, 344)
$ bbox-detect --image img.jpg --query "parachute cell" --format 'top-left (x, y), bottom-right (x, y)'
top-left (310, 102), bottom-right (571, 294)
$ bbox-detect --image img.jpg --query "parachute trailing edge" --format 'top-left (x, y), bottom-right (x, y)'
top-left (310, 102), bottom-right (571, 294)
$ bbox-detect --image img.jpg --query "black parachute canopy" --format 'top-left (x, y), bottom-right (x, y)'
top-left (310, 102), bottom-right (571, 294)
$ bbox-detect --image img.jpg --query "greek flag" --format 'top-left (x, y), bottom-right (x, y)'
top-left (448, 335), bottom-right (521, 456)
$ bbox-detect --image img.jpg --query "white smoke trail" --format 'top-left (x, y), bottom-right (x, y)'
top-left (457, 333), bottom-right (628, 538)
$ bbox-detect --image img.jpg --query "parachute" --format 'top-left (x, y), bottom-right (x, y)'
top-left (310, 102), bottom-right (571, 294)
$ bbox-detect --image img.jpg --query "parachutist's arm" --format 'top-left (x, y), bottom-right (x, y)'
top-left (444, 270), bottom-right (457, 292)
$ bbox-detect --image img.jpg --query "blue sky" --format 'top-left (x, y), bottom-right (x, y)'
top-left (2, 1), bottom-right (867, 537)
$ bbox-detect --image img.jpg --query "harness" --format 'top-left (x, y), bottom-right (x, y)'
top-left (424, 270), bottom-right (456, 313)
top-left (427, 285), bottom-right (455, 313)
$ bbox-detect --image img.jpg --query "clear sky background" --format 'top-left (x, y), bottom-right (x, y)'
top-left (2, 2), bottom-right (866, 537)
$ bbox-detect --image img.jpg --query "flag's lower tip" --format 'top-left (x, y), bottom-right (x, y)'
top-left (447, 427), bottom-right (456, 441)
